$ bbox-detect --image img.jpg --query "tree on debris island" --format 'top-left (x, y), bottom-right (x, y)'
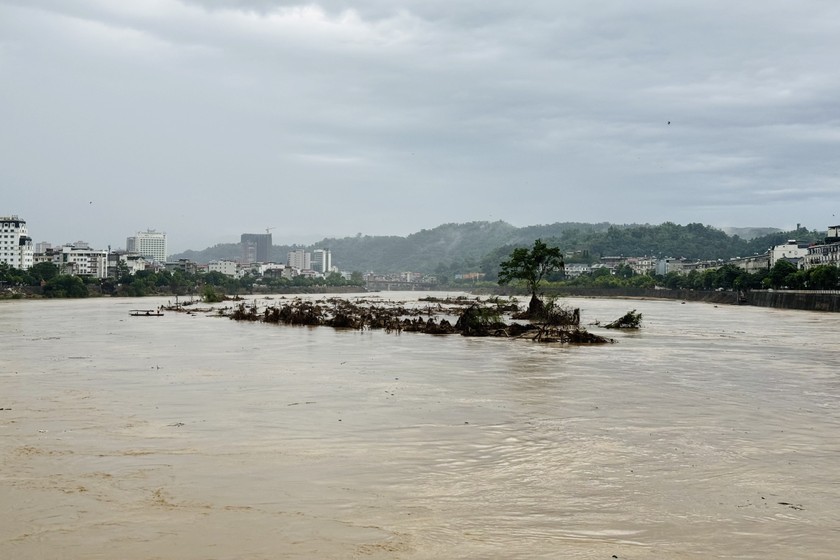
top-left (498, 239), bottom-right (564, 317)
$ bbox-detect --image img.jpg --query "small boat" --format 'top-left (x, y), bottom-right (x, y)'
top-left (129, 309), bottom-right (164, 317)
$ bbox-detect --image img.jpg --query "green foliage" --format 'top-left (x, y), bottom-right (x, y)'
top-left (539, 297), bottom-right (580, 326)
top-left (550, 257), bottom-right (838, 292)
top-left (454, 304), bottom-right (503, 336)
top-left (808, 265), bottom-right (840, 290)
top-left (0, 262), bottom-right (31, 286)
top-left (2, 260), bottom-right (368, 299)
top-left (202, 285), bottom-right (226, 303)
top-left (766, 260), bottom-right (798, 289)
top-left (43, 275), bottom-right (88, 298)
top-left (498, 239), bottom-right (564, 297)
top-left (604, 310), bottom-right (643, 329)
top-left (30, 262), bottom-right (59, 283)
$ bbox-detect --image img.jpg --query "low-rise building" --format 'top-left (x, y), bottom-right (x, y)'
top-left (58, 242), bottom-right (108, 278)
top-left (729, 253), bottom-right (770, 273)
top-left (564, 263), bottom-right (592, 277)
top-left (770, 240), bottom-right (810, 268)
top-left (108, 251), bottom-right (148, 276)
top-left (35, 242), bottom-right (108, 278)
top-left (625, 256), bottom-right (657, 275)
top-left (33, 247), bottom-right (62, 267)
top-left (164, 259), bottom-right (199, 275)
top-left (656, 258), bottom-right (683, 275)
top-left (454, 272), bottom-right (486, 281)
top-left (208, 260), bottom-right (238, 277)
top-left (803, 226), bottom-right (840, 270)
top-left (803, 243), bottom-right (840, 269)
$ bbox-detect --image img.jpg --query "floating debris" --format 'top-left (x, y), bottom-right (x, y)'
top-left (603, 309), bottom-right (643, 329)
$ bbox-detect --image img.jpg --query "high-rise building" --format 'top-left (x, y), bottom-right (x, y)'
top-left (126, 229), bottom-right (167, 262)
top-left (0, 215), bottom-right (34, 270)
top-left (240, 233), bottom-right (272, 264)
top-left (287, 249), bottom-right (311, 270)
top-left (312, 249), bottom-right (332, 273)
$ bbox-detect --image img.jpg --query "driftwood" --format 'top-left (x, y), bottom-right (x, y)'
top-left (222, 297), bottom-right (613, 344)
top-left (603, 310), bottom-right (643, 329)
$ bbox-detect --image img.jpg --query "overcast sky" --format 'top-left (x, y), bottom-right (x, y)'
top-left (2, 0), bottom-right (838, 253)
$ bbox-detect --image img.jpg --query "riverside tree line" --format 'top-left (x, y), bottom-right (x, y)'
top-left (3, 243), bottom-right (838, 300)
top-left (484, 239), bottom-right (839, 292)
top-left (491, 258), bottom-right (838, 292)
top-left (0, 262), bottom-right (364, 299)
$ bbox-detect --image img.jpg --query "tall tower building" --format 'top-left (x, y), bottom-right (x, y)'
top-left (0, 215), bottom-right (34, 269)
top-left (127, 229), bottom-right (167, 262)
top-left (287, 249), bottom-right (311, 270)
top-left (312, 249), bottom-right (332, 273)
top-left (240, 233), bottom-right (272, 264)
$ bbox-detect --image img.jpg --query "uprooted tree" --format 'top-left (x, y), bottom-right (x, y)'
top-left (497, 239), bottom-right (564, 317)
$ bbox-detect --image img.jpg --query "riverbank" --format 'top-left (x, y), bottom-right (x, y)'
top-left (476, 286), bottom-right (840, 312)
top-left (1, 284), bottom-right (367, 300)
top-left (743, 289), bottom-right (840, 312)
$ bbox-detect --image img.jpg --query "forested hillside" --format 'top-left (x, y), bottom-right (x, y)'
top-left (170, 221), bottom-right (825, 276)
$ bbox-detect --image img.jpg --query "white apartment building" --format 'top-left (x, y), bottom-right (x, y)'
top-left (312, 249), bottom-right (332, 273)
top-left (729, 253), bottom-right (771, 273)
top-left (59, 243), bottom-right (108, 278)
top-left (246, 262), bottom-right (286, 276)
top-left (287, 249), bottom-right (311, 270)
top-left (127, 229), bottom-right (167, 262)
top-left (769, 240), bottom-right (810, 267)
top-left (208, 260), bottom-right (238, 277)
top-left (564, 263), bottom-right (592, 278)
top-left (802, 226), bottom-right (840, 270)
top-left (625, 256), bottom-right (657, 275)
top-left (110, 252), bottom-right (148, 275)
top-left (803, 242), bottom-right (840, 269)
top-left (0, 215), bottom-right (34, 270)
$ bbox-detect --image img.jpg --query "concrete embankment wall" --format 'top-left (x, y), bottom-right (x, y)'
top-left (543, 287), bottom-right (740, 305)
top-left (744, 290), bottom-right (840, 312)
top-left (483, 286), bottom-right (840, 312)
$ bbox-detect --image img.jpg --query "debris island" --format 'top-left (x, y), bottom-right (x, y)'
top-left (165, 295), bottom-right (641, 344)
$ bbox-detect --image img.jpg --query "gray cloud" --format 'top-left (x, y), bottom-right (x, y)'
top-left (2, 0), bottom-right (838, 253)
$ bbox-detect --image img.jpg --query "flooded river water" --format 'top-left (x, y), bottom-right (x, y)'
top-left (2, 293), bottom-right (839, 559)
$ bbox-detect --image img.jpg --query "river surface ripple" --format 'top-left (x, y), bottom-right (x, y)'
top-left (1, 293), bottom-right (839, 559)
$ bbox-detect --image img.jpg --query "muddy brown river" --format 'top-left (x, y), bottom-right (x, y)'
top-left (2, 293), bottom-right (839, 559)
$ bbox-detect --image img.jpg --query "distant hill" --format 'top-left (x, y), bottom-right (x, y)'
top-left (170, 221), bottom-right (824, 275)
top-left (721, 226), bottom-right (782, 240)
top-left (171, 221), bottom-right (616, 271)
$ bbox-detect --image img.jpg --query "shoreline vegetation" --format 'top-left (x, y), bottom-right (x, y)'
top-left (165, 295), bottom-right (636, 344)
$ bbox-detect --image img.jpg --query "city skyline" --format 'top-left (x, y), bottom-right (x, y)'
top-left (3, 213), bottom-right (835, 260)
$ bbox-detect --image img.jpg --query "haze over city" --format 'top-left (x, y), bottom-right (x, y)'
top-left (2, 0), bottom-right (838, 253)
